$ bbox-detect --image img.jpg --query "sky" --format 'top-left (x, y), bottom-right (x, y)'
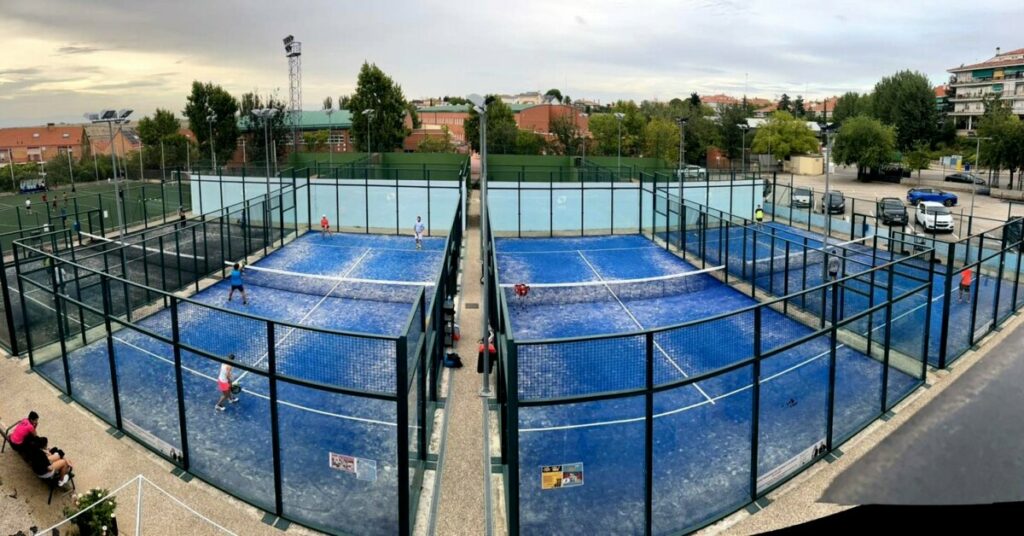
top-left (0, 0), bottom-right (1021, 127)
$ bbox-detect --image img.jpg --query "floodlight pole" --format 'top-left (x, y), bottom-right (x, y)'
top-left (66, 148), bottom-right (76, 192)
top-left (9, 148), bottom-right (16, 191)
top-left (207, 111), bottom-right (217, 172)
top-left (326, 108), bottom-right (335, 167)
top-left (823, 126), bottom-right (833, 246)
top-left (677, 118), bottom-right (688, 205)
top-left (160, 139), bottom-right (166, 182)
top-left (614, 113), bottom-right (624, 177)
top-left (473, 98), bottom-right (491, 397)
top-left (104, 120), bottom-right (126, 235)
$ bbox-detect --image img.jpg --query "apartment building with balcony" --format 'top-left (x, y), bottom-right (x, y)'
top-left (948, 46), bottom-right (1024, 133)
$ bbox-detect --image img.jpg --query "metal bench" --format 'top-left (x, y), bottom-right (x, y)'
top-left (1, 420), bottom-right (75, 504)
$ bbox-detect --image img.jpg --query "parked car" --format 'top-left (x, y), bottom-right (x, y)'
top-left (876, 197), bottom-right (909, 226)
top-left (907, 187), bottom-right (957, 207)
top-left (820, 191), bottom-right (846, 214)
top-left (866, 164), bottom-right (911, 183)
top-left (916, 201), bottom-right (955, 233)
top-left (944, 172), bottom-right (986, 185)
top-left (791, 187), bottom-right (812, 208)
top-left (675, 165), bottom-right (707, 180)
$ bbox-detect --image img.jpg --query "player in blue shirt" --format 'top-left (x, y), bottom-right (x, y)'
top-left (227, 263), bottom-right (248, 305)
top-left (414, 216), bottom-right (426, 250)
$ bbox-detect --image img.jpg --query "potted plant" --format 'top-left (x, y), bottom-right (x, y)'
top-left (63, 488), bottom-right (117, 536)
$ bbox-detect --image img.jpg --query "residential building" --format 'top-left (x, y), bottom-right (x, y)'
top-left (934, 85), bottom-right (951, 114)
top-left (415, 105), bottom-right (472, 144)
top-left (236, 110), bottom-right (354, 162)
top-left (84, 123), bottom-right (141, 158)
top-left (804, 97), bottom-right (838, 121)
top-left (514, 91), bottom-right (544, 105)
top-left (702, 94), bottom-right (740, 115)
top-left (413, 103), bottom-right (587, 147)
top-left (0, 124), bottom-right (87, 165)
top-left (948, 46), bottom-right (1024, 133)
top-left (753, 103), bottom-right (778, 118)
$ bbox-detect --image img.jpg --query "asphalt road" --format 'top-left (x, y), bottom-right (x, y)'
top-left (820, 320), bottom-right (1024, 505)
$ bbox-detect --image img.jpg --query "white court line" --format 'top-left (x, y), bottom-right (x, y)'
top-left (498, 245), bottom-right (661, 255)
top-left (521, 286), bottom-right (947, 433)
top-left (11, 282), bottom-right (395, 427)
top-left (236, 247), bottom-right (372, 382)
top-left (112, 336), bottom-right (394, 427)
top-left (575, 250), bottom-right (716, 405)
top-left (301, 239), bottom-right (437, 253)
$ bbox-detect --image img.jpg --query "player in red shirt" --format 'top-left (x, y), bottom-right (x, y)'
top-left (320, 214), bottom-right (332, 238)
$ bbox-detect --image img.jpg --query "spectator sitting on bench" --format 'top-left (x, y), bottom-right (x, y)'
top-left (25, 436), bottom-right (74, 487)
top-left (8, 411), bottom-right (39, 453)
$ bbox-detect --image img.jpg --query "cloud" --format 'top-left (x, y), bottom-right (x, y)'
top-left (574, 15), bottom-right (586, 25)
top-left (56, 44), bottom-right (104, 55)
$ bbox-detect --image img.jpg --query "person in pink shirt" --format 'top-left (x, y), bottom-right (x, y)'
top-left (8, 411), bottom-right (39, 452)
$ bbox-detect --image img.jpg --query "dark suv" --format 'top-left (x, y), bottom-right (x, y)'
top-left (876, 197), bottom-right (908, 226)
top-left (820, 191), bottom-right (846, 214)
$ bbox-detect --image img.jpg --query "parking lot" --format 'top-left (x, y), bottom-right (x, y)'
top-left (777, 165), bottom-right (1021, 241)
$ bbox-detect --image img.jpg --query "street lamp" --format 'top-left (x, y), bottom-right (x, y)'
top-left (252, 108), bottom-right (278, 186)
top-left (206, 109), bottom-right (218, 171)
top-left (676, 117), bottom-right (689, 205)
top-left (468, 93), bottom-right (491, 397)
top-left (737, 123), bottom-right (749, 179)
top-left (362, 108), bottom-right (375, 158)
top-left (614, 112), bottom-right (625, 178)
top-left (821, 122), bottom-right (837, 245)
top-left (325, 106), bottom-right (335, 166)
top-left (85, 108), bottom-right (132, 234)
top-left (968, 134), bottom-right (991, 243)
top-left (578, 112), bottom-right (588, 169)
top-left (65, 147), bottom-right (76, 192)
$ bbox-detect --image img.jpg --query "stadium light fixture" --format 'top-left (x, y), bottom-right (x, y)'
top-left (85, 109), bottom-right (132, 234)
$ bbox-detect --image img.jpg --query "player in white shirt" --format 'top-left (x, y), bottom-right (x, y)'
top-left (414, 216), bottom-right (426, 250)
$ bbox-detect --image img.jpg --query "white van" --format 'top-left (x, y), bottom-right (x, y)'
top-left (674, 165), bottom-right (707, 181)
top-left (916, 201), bottom-right (954, 233)
top-left (791, 187), bottom-right (812, 209)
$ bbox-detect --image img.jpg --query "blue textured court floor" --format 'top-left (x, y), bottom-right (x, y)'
top-left (496, 234), bottom-right (920, 534)
top-left (692, 221), bottom-right (1021, 366)
top-left (35, 231), bottom-right (444, 535)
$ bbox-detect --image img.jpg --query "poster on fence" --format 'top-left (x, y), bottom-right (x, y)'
top-left (757, 439), bottom-right (826, 491)
top-left (541, 463), bottom-right (584, 490)
top-left (329, 452), bottom-right (378, 483)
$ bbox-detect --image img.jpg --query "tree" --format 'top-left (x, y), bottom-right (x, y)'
top-left (238, 91), bottom-right (288, 166)
top-left (347, 62), bottom-right (410, 152)
top-left (642, 117), bottom-right (680, 164)
top-left (514, 129), bottom-right (548, 155)
top-left (689, 92), bottom-right (701, 107)
top-left (792, 96), bottom-right (805, 118)
top-left (778, 94), bottom-right (792, 114)
top-left (588, 113), bottom-right (621, 156)
top-left (136, 108), bottom-right (182, 169)
top-left (904, 143), bottom-right (932, 179)
top-left (550, 113), bottom-right (581, 155)
top-left (183, 81), bottom-right (239, 167)
top-left (609, 100), bottom-right (645, 157)
top-left (338, 95), bottom-right (352, 108)
top-left (323, 96), bottom-right (333, 111)
top-left (832, 92), bottom-right (870, 125)
top-left (417, 126), bottom-right (455, 153)
top-left (977, 96), bottom-right (1024, 187)
top-left (303, 130), bottom-right (329, 152)
top-left (831, 115), bottom-right (897, 179)
top-left (463, 96), bottom-right (518, 153)
top-left (406, 103), bottom-right (421, 129)
top-left (718, 104), bottom-right (750, 159)
top-left (750, 111), bottom-right (820, 162)
top-left (545, 88), bottom-right (563, 103)
top-left (871, 70), bottom-right (937, 150)
top-left (443, 96), bottom-right (469, 105)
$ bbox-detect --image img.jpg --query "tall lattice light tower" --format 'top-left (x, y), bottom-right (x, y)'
top-left (283, 35), bottom-right (302, 154)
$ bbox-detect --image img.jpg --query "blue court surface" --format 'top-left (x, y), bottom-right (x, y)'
top-left (496, 234), bottom-right (920, 534)
top-left (686, 221), bottom-right (1022, 366)
top-left (36, 231), bottom-right (444, 535)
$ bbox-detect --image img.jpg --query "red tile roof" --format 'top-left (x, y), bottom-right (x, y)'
top-left (934, 85), bottom-right (948, 98)
top-left (702, 94), bottom-right (739, 105)
top-left (949, 47), bottom-right (1024, 71)
top-left (0, 126), bottom-right (85, 148)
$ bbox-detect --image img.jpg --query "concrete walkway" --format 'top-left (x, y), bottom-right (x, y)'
top-left (433, 188), bottom-right (490, 535)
